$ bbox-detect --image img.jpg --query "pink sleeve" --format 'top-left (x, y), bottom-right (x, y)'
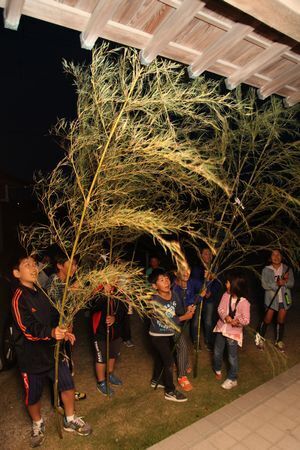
top-left (235, 298), bottom-right (250, 326)
top-left (218, 293), bottom-right (229, 321)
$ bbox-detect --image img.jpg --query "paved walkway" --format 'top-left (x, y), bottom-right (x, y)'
top-left (148, 364), bottom-right (300, 450)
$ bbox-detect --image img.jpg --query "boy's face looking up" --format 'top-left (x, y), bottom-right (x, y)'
top-left (13, 257), bottom-right (38, 288)
top-left (152, 274), bottom-right (171, 295)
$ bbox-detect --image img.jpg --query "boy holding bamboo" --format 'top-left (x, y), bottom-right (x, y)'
top-left (91, 284), bottom-right (126, 396)
top-left (45, 251), bottom-right (86, 401)
top-left (148, 268), bottom-right (194, 402)
top-left (11, 252), bottom-right (91, 447)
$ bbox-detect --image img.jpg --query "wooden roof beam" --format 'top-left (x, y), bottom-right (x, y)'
top-left (4, 0), bottom-right (25, 30)
top-left (222, 0), bottom-right (300, 42)
top-left (140, 0), bottom-right (204, 65)
top-left (225, 42), bottom-right (289, 90)
top-left (283, 91), bottom-right (300, 107)
top-left (258, 64), bottom-right (300, 99)
top-left (80, 0), bottom-right (123, 50)
top-left (188, 23), bottom-right (253, 78)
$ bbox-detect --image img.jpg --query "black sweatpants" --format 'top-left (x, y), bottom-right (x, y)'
top-left (150, 335), bottom-right (175, 393)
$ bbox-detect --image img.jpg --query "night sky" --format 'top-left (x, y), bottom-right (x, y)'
top-left (1, 15), bottom-right (93, 181)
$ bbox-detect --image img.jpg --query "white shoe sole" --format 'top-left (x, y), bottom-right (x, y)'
top-left (221, 383), bottom-right (237, 390)
top-left (63, 426), bottom-right (91, 436)
top-left (164, 395), bottom-right (188, 402)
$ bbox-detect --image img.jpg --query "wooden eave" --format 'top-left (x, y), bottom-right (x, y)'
top-left (1, 0), bottom-right (300, 105)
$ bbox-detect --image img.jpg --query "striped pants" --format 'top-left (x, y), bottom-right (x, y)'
top-left (175, 330), bottom-right (190, 378)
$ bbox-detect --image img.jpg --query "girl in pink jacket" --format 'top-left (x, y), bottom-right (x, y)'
top-left (213, 272), bottom-right (250, 390)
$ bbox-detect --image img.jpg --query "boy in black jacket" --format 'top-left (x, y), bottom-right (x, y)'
top-left (11, 253), bottom-right (91, 447)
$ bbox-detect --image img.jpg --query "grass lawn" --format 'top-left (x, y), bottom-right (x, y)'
top-left (1, 286), bottom-right (299, 450)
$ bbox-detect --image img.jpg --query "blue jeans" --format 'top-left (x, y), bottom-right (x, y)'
top-left (213, 333), bottom-right (238, 381)
top-left (202, 301), bottom-right (217, 348)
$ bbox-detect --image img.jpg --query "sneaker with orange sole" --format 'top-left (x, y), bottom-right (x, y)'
top-left (215, 371), bottom-right (222, 381)
top-left (178, 376), bottom-right (193, 391)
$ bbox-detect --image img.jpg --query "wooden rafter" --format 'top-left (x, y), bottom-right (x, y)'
top-left (80, 0), bottom-right (123, 50)
top-left (225, 42), bottom-right (290, 90)
top-left (284, 91), bottom-right (300, 107)
top-left (4, 0), bottom-right (25, 30)
top-left (140, 0), bottom-right (203, 65)
top-left (188, 23), bottom-right (253, 78)
top-left (258, 64), bottom-right (300, 99)
top-left (223, 0), bottom-right (300, 42)
top-left (160, 0), bottom-right (232, 31)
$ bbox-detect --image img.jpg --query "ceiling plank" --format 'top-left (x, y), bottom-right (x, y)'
top-left (225, 42), bottom-right (289, 89)
top-left (188, 23), bottom-right (253, 78)
top-left (140, 0), bottom-right (204, 65)
top-left (258, 64), bottom-right (300, 99)
top-left (4, 0), bottom-right (25, 30)
top-left (80, 0), bottom-right (123, 50)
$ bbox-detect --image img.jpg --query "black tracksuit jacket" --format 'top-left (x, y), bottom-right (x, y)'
top-left (12, 284), bottom-right (57, 374)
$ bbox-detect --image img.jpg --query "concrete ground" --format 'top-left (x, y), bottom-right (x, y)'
top-left (148, 363), bottom-right (300, 449)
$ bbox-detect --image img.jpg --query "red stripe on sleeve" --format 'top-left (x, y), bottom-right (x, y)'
top-left (12, 289), bottom-right (50, 341)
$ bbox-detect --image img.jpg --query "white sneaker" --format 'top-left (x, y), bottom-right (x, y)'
top-left (221, 379), bottom-right (237, 390)
top-left (255, 333), bottom-right (265, 350)
top-left (275, 341), bottom-right (285, 352)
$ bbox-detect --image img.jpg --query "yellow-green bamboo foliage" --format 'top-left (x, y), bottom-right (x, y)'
top-left (188, 92), bottom-right (300, 277)
top-left (21, 44), bottom-right (236, 324)
top-left (21, 44), bottom-right (299, 322)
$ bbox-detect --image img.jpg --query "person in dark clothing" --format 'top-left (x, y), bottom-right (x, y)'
top-left (191, 247), bottom-right (221, 351)
top-left (148, 269), bottom-right (194, 402)
top-left (45, 252), bottom-right (86, 401)
top-left (91, 285), bottom-right (126, 396)
top-left (120, 303), bottom-right (134, 348)
top-left (11, 253), bottom-right (91, 448)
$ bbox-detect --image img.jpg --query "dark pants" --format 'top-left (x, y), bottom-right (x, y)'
top-left (213, 332), bottom-right (238, 381)
top-left (120, 314), bottom-right (131, 341)
top-left (150, 335), bottom-right (175, 393)
top-left (202, 301), bottom-right (217, 348)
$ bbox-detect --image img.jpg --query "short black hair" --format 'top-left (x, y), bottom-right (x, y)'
top-left (10, 249), bottom-right (33, 272)
top-left (53, 251), bottom-right (69, 267)
top-left (52, 251), bottom-right (78, 271)
top-left (200, 247), bottom-right (211, 253)
top-left (149, 255), bottom-right (160, 261)
top-left (227, 271), bottom-right (248, 298)
top-left (148, 268), bottom-right (168, 285)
